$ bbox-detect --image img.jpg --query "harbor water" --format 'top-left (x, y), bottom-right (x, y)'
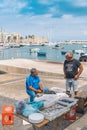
top-left (0, 44), bottom-right (87, 62)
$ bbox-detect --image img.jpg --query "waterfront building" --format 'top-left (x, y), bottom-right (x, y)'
top-left (65, 40), bottom-right (87, 44)
top-left (22, 35), bottom-right (47, 44)
top-left (0, 29), bottom-right (47, 44)
top-left (11, 32), bottom-right (21, 43)
top-left (0, 31), bottom-right (9, 43)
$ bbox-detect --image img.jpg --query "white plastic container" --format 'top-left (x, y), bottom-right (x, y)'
top-left (39, 103), bottom-right (69, 121)
top-left (28, 113), bottom-right (44, 123)
top-left (35, 94), bottom-right (68, 108)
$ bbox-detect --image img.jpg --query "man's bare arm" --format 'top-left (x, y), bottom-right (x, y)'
top-left (63, 66), bottom-right (66, 78)
top-left (39, 82), bottom-right (43, 91)
top-left (29, 86), bottom-right (42, 93)
top-left (74, 65), bottom-right (83, 79)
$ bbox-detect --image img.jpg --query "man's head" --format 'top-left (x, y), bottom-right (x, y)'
top-left (65, 52), bottom-right (73, 61)
top-left (30, 68), bottom-right (38, 76)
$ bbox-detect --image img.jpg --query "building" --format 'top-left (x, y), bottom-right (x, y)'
top-left (0, 29), bottom-right (47, 44)
top-left (0, 31), bottom-right (9, 43)
top-left (11, 32), bottom-right (21, 43)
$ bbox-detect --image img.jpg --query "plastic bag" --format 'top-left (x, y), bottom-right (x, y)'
top-left (15, 100), bottom-right (44, 117)
top-left (15, 100), bottom-right (26, 114)
top-left (22, 104), bottom-right (36, 117)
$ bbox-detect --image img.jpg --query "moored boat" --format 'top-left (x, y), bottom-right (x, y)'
top-left (61, 51), bottom-right (67, 55)
top-left (82, 45), bottom-right (87, 48)
top-left (74, 50), bottom-right (84, 54)
top-left (29, 48), bottom-right (40, 53)
top-left (37, 51), bottom-right (46, 56)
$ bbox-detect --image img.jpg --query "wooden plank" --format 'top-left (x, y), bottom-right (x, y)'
top-left (34, 119), bottom-right (49, 128)
top-left (15, 113), bottom-right (49, 128)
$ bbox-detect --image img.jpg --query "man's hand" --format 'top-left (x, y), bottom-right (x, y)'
top-left (74, 74), bottom-right (79, 80)
top-left (36, 89), bottom-right (43, 93)
top-left (64, 75), bottom-right (66, 79)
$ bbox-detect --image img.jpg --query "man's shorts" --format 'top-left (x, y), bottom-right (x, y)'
top-left (66, 78), bottom-right (78, 92)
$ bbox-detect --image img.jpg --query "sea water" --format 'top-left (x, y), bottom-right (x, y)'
top-left (0, 44), bottom-right (87, 62)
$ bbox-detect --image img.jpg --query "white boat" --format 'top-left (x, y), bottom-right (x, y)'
top-left (82, 45), bottom-right (87, 48)
top-left (52, 44), bottom-right (60, 49)
top-left (9, 43), bottom-right (20, 48)
top-left (29, 48), bottom-right (40, 53)
top-left (74, 50), bottom-right (85, 54)
top-left (3, 43), bottom-right (10, 49)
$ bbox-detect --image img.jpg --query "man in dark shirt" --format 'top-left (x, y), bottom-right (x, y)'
top-left (63, 52), bottom-right (83, 96)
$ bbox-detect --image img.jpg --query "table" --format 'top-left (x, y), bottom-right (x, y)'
top-left (15, 99), bottom-right (77, 130)
top-left (16, 113), bottom-right (66, 130)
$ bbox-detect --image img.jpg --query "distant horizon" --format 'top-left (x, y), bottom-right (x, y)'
top-left (1, 0), bottom-right (87, 42)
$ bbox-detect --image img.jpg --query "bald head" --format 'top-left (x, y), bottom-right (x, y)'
top-left (65, 52), bottom-right (73, 60)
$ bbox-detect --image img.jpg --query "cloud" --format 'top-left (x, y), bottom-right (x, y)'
top-left (1, 0), bottom-right (87, 41)
top-left (74, 0), bottom-right (87, 7)
top-left (17, 0), bottom-right (87, 18)
top-left (1, 0), bottom-right (87, 18)
top-left (0, 0), bottom-right (27, 15)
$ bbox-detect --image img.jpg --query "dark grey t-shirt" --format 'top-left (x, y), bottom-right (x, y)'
top-left (64, 59), bottom-right (81, 79)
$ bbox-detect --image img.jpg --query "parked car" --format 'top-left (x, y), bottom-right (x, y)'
top-left (79, 54), bottom-right (87, 62)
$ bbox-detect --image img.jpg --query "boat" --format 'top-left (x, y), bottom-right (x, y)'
top-left (82, 45), bottom-right (87, 48)
top-left (52, 44), bottom-right (60, 49)
top-left (61, 51), bottom-right (67, 55)
top-left (41, 44), bottom-right (45, 46)
top-left (29, 48), bottom-right (40, 53)
top-left (37, 51), bottom-right (46, 56)
top-left (55, 44), bottom-right (60, 47)
top-left (3, 43), bottom-right (10, 49)
top-left (74, 50), bottom-right (85, 54)
top-left (9, 43), bottom-right (20, 48)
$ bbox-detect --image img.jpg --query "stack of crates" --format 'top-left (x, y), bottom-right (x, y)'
top-left (75, 90), bottom-right (87, 114)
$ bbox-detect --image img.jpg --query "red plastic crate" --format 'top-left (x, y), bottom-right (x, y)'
top-left (65, 106), bottom-right (76, 120)
top-left (2, 105), bottom-right (14, 125)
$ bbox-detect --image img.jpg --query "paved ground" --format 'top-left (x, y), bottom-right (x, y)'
top-left (0, 95), bottom-right (83, 130)
top-left (64, 113), bottom-right (87, 130)
top-left (0, 72), bottom-right (87, 130)
top-left (0, 73), bottom-right (87, 100)
top-left (0, 59), bottom-right (87, 130)
top-left (0, 59), bottom-right (87, 77)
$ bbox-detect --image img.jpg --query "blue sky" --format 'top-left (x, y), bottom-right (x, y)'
top-left (0, 0), bottom-right (87, 41)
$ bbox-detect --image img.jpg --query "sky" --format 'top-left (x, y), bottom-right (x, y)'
top-left (0, 0), bottom-right (87, 41)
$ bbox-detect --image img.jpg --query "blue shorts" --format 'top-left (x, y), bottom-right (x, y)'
top-left (66, 79), bottom-right (78, 92)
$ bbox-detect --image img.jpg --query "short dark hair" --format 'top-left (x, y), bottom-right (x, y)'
top-left (30, 68), bottom-right (37, 74)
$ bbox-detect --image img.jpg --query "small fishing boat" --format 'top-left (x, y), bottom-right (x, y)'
top-left (10, 43), bottom-right (20, 48)
top-left (37, 51), bottom-right (46, 56)
top-left (74, 50), bottom-right (84, 54)
top-left (82, 45), bottom-right (87, 48)
top-left (29, 48), bottom-right (40, 53)
top-left (41, 44), bottom-right (45, 46)
top-left (61, 51), bottom-right (67, 55)
top-left (52, 44), bottom-right (60, 49)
